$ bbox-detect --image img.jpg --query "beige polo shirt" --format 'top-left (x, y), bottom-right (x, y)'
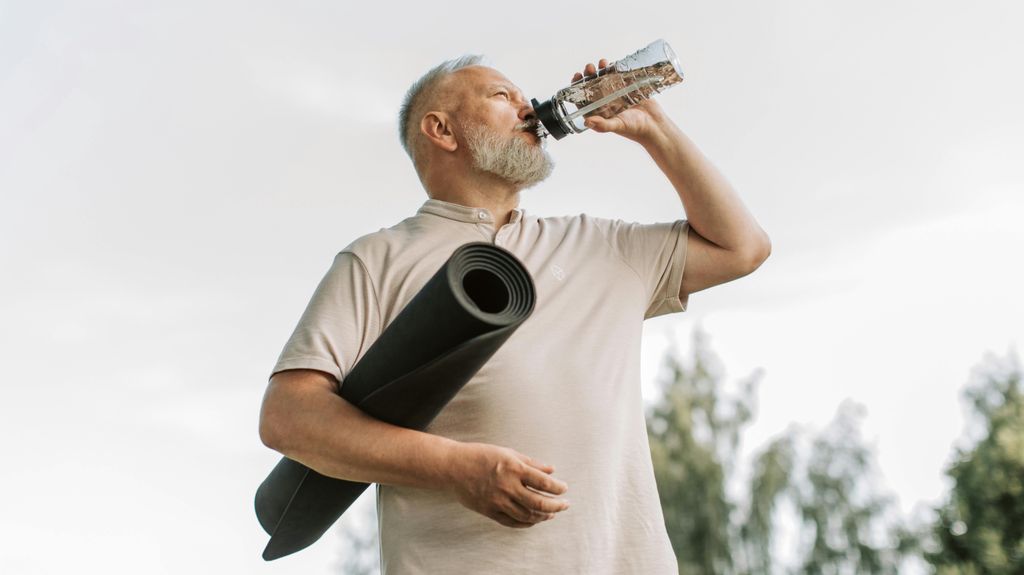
top-left (271, 198), bottom-right (690, 574)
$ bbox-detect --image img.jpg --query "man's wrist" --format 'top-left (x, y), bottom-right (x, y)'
top-left (638, 114), bottom-right (682, 152)
top-left (433, 436), bottom-right (466, 489)
top-left (621, 98), bottom-right (671, 145)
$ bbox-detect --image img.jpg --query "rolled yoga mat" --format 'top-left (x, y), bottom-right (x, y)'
top-left (255, 242), bottom-right (537, 561)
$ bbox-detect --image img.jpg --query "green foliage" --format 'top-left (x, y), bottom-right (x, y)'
top-left (925, 350), bottom-right (1024, 574)
top-left (647, 326), bottom-right (915, 574)
top-left (647, 327), bottom-right (757, 574)
top-left (788, 400), bottom-right (913, 574)
top-left (740, 434), bottom-right (796, 573)
top-left (337, 492), bottom-right (380, 575)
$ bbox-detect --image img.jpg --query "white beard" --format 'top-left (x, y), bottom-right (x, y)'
top-left (463, 123), bottom-right (555, 189)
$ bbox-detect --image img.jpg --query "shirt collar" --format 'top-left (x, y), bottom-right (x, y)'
top-left (416, 198), bottom-right (524, 224)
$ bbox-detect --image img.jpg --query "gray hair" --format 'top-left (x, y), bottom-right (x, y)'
top-left (398, 54), bottom-right (489, 162)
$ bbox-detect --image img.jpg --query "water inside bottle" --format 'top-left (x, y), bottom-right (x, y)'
top-left (559, 59), bottom-right (683, 122)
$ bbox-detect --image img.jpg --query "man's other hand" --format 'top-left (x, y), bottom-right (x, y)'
top-left (449, 442), bottom-right (571, 528)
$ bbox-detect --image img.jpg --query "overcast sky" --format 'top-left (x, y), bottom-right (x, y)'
top-left (2, 1), bottom-right (1022, 573)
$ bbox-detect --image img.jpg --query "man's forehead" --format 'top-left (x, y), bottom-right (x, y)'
top-left (451, 66), bottom-right (519, 92)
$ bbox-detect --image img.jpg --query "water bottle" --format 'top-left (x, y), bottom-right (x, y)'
top-left (529, 39), bottom-right (684, 140)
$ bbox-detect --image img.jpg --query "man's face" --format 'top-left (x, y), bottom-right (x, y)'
top-left (448, 66), bottom-right (554, 189)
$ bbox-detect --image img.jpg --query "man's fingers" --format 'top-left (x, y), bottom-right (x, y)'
top-left (520, 454), bottom-right (554, 473)
top-left (493, 511), bottom-right (533, 529)
top-left (522, 465), bottom-right (568, 496)
top-left (519, 488), bottom-right (570, 514)
top-left (575, 58), bottom-right (609, 82)
top-left (585, 115), bottom-right (620, 133)
top-left (528, 456), bottom-right (552, 470)
top-left (508, 498), bottom-right (554, 524)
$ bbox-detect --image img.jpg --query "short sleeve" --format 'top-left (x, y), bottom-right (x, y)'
top-left (597, 218), bottom-right (690, 319)
top-left (269, 251), bottom-right (381, 387)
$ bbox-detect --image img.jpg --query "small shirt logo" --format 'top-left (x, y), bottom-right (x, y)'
top-left (550, 264), bottom-right (566, 282)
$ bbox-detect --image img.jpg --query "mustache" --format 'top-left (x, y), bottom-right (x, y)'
top-left (515, 119), bottom-right (539, 132)
top-left (514, 119), bottom-right (548, 142)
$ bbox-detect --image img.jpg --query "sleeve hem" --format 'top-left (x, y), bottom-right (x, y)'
top-left (269, 357), bottom-right (344, 385)
top-left (644, 220), bottom-right (690, 319)
top-left (667, 220), bottom-right (689, 312)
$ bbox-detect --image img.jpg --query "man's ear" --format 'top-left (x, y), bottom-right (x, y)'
top-left (420, 112), bottom-right (458, 153)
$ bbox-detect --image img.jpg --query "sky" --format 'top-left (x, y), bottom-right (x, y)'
top-left (1, 1), bottom-right (1022, 573)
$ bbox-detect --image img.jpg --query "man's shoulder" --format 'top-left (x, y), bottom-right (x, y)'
top-left (533, 211), bottom-right (628, 225)
top-left (532, 212), bottom-right (625, 238)
top-left (338, 216), bottom-right (420, 261)
top-left (534, 212), bottom-right (682, 235)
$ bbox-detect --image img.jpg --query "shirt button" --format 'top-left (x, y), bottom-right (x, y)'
top-left (478, 212), bottom-right (487, 220)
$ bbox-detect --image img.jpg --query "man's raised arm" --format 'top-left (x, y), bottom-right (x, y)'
top-left (576, 58), bottom-right (771, 297)
top-left (634, 110), bottom-right (771, 296)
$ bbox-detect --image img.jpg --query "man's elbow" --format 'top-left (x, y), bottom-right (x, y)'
top-left (743, 232), bottom-right (772, 273)
top-left (258, 369), bottom-right (338, 453)
top-left (259, 408), bottom-right (282, 451)
top-left (259, 393), bottom-right (291, 452)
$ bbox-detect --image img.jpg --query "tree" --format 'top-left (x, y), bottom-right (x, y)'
top-left (925, 349), bottom-right (1024, 574)
top-left (336, 490), bottom-right (380, 575)
top-left (786, 400), bottom-right (917, 575)
top-left (739, 433), bottom-right (797, 574)
top-left (647, 326), bottom-right (917, 574)
top-left (647, 327), bottom-right (758, 574)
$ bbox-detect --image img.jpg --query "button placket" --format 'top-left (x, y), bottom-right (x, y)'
top-left (474, 220), bottom-right (494, 242)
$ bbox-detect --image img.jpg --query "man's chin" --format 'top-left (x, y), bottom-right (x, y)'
top-left (466, 124), bottom-right (554, 187)
top-left (511, 161), bottom-right (555, 190)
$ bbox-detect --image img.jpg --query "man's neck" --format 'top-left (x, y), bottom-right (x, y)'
top-left (427, 173), bottom-right (522, 229)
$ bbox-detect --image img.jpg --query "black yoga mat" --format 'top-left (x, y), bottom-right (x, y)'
top-left (255, 242), bottom-right (537, 561)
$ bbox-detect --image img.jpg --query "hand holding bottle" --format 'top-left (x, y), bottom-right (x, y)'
top-left (530, 39), bottom-right (683, 142)
top-left (570, 58), bottom-right (670, 144)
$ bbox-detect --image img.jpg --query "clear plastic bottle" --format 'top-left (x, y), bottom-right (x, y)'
top-left (529, 39), bottom-right (684, 140)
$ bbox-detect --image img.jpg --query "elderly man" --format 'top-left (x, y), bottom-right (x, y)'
top-left (259, 55), bottom-right (770, 574)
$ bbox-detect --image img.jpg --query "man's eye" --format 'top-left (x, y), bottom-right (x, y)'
top-left (496, 92), bottom-right (509, 99)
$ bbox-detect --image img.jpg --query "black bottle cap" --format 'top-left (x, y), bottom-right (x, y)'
top-left (530, 97), bottom-right (570, 140)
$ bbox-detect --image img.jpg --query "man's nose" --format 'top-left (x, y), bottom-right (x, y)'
top-left (518, 102), bottom-right (537, 123)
